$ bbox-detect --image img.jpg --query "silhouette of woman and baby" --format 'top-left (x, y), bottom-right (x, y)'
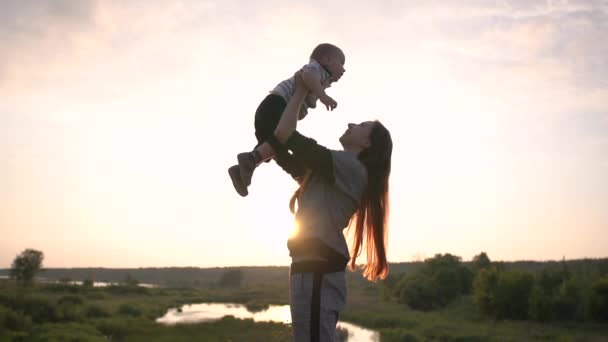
top-left (228, 43), bottom-right (392, 342)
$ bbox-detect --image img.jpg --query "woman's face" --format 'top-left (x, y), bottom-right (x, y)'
top-left (340, 121), bottom-right (375, 149)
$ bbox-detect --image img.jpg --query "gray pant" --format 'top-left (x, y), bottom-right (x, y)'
top-left (289, 270), bottom-right (347, 342)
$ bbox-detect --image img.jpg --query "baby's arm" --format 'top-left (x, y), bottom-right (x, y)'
top-left (302, 69), bottom-right (337, 111)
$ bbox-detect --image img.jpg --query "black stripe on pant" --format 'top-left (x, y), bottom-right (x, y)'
top-left (310, 272), bottom-right (323, 342)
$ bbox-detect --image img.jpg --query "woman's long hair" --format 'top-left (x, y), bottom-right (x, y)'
top-left (350, 121), bottom-right (392, 281)
top-left (289, 121), bottom-right (393, 282)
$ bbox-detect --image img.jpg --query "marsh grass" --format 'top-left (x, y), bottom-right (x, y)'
top-left (1, 277), bottom-right (607, 341)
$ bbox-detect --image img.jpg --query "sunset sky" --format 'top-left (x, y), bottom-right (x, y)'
top-left (1, 0), bottom-right (607, 268)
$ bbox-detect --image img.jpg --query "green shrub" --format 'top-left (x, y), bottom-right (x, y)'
top-left (42, 283), bottom-right (82, 294)
top-left (396, 272), bottom-right (439, 311)
top-left (538, 267), bottom-right (569, 295)
top-left (433, 267), bottom-right (468, 304)
top-left (94, 318), bottom-right (131, 340)
top-left (0, 304), bottom-right (32, 331)
top-left (528, 285), bottom-right (553, 321)
top-left (85, 291), bottom-right (106, 300)
top-left (84, 304), bottom-right (110, 318)
top-left (590, 277), bottom-right (608, 321)
top-left (27, 322), bottom-right (106, 342)
top-left (394, 254), bottom-right (473, 311)
top-left (57, 295), bottom-right (84, 306)
top-left (0, 292), bottom-right (18, 308)
top-left (474, 268), bottom-right (534, 319)
top-left (473, 267), bottom-right (500, 315)
top-left (494, 270), bottom-right (534, 319)
top-left (552, 278), bottom-right (583, 321)
top-left (117, 303), bottom-right (142, 316)
top-left (106, 284), bottom-right (149, 295)
top-left (19, 295), bottom-right (60, 323)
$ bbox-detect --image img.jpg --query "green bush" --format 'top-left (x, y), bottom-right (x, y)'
top-left (0, 304), bottom-right (32, 331)
top-left (590, 277), bottom-right (608, 321)
top-left (538, 267), bottom-right (569, 295)
top-left (85, 291), bottom-right (106, 300)
top-left (473, 267), bottom-right (500, 315)
top-left (394, 254), bottom-right (473, 311)
top-left (19, 295), bottom-right (61, 323)
top-left (433, 267), bottom-right (469, 304)
top-left (494, 270), bottom-right (535, 319)
top-left (43, 283), bottom-right (84, 294)
top-left (396, 272), bottom-right (439, 311)
top-left (552, 278), bottom-right (583, 321)
top-left (106, 284), bottom-right (149, 295)
top-left (57, 295), bottom-right (84, 306)
top-left (94, 318), bottom-right (131, 340)
top-left (84, 304), bottom-right (110, 318)
top-left (0, 292), bottom-right (18, 308)
top-left (27, 322), bottom-right (106, 342)
top-left (528, 285), bottom-right (553, 321)
top-left (474, 268), bottom-right (534, 319)
top-left (117, 303), bottom-right (142, 316)
top-left (58, 304), bottom-right (84, 323)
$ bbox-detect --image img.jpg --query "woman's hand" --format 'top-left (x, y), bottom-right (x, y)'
top-left (293, 69), bottom-right (307, 91)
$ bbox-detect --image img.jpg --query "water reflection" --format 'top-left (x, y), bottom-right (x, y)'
top-left (157, 303), bottom-right (379, 342)
top-left (1, 276), bottom-right (156, 288)
top-left (42, 278), bottom-right (157, 288)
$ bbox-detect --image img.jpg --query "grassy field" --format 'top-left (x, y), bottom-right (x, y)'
top-left (343, 293), bottom-right (608, 341)
top-left (0, 280), bottom-right (291, 341)
top-left (1, 278), bottom-right (607, 341)
top-left (348, 268), bottom-right (608, 341)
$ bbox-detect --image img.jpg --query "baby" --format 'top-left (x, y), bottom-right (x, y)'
top-left (228, 43), bottom-right (346, 196)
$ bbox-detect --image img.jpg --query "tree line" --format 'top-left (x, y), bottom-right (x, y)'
top-left (383, 252), bottom-right (608, 322)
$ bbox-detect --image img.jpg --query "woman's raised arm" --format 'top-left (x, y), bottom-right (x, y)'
top-left (274, 72), bottom-right (308, 144)
top-left (272, 71), bottom-right (335, 182)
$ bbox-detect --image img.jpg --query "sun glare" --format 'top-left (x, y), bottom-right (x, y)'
top-left (289, 220), bottom-right (300, 239)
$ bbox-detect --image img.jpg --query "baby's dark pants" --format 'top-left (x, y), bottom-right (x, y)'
top-left (254, 94), bottom-right (302, 179)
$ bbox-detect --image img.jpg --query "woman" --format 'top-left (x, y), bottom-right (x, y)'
top-left (271, 72), bottom-right (393, 341)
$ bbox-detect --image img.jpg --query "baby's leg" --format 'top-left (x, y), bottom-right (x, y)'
top-left (228, 94), bottom-right (286, 196)
top-left (253, 142), bottom-right (276, 164)
top-left (237, 135), bottom-right (282, 187)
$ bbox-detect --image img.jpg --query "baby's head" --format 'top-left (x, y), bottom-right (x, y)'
top-left (310, 43), bottom-right (345, 82)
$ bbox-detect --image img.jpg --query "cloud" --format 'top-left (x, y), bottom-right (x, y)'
top-left (1, 0), bottom-right (606, 115)
top-left (417, 1), bottom-right (608, 87)
top-left (0, 1), bottom-right (231, 117)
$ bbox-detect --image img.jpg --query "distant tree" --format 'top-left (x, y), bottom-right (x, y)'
top-left (9, 249), bottom-right (44, 287)
top-left (472, 252), bottom-right (491, 271)
top-left (426, 253), bottom-right (461, 271)
top-left (426, 254), bottom-right (473, 296)
top-left (394, 253), bottom-right (473, 310)
top-left (82, 278), bottom-right (94, 287)
top-left (219, 268), bottom-right (243, 288)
